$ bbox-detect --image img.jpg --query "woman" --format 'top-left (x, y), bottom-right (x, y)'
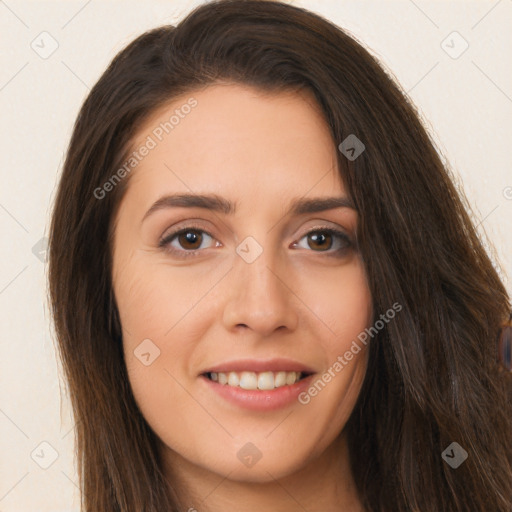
top-left (48, 1), bottom-right (512, 510)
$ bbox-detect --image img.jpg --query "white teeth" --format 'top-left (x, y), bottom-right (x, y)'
top-left (239, 371), bottom-right (258, 390)
top-left (286, 372), bottom-right (297, 385)
top-left (257, 371), bottom-right (274, 390)
top-left (228, 372), bottom-right (240, 386)
top-left (208, 370), bottom-right (304, 389)
top-left (274, 371), bottom-right (287, 387)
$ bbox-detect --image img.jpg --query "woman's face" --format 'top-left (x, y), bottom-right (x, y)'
top-left (112, 83), bottom-right (373, 483)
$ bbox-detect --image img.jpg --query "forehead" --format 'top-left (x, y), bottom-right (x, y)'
top-left (123, 82), bottom-right (344, 207)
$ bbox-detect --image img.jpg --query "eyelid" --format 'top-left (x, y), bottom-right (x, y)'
top-left (297, 223), bottom-right (350, 240)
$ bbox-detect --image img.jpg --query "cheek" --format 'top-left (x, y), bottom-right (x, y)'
top-left (115, 273), bottom-right (163, 336)
top-left (298, 257), bottom-right (372, 404)
top-left (114, 253), bottom-right (217, 340)
top-left (113, 256), bottom-right (221, 405)
top-left (114, 263), bottom-right (198, 437)
top-left (301, 256), bottom-right (373, 348)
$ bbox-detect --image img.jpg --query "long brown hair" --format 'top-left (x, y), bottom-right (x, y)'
top-left (48, 1), bottom-right (512, 510)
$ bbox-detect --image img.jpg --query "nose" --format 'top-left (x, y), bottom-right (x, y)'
top-left (221, 245), bottom-right (299, 337)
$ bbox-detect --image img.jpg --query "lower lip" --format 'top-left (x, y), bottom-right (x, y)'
top-left (200, 374), bottom-right (315, 411)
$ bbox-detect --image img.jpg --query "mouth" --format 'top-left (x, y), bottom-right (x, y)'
top-left (202, 370), bottom-right (313, 390)
top-left (199, 360), bottom-right (317, 411)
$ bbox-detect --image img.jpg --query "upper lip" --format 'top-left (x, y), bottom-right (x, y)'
top-left (201, 358), bottom-right (316, 375)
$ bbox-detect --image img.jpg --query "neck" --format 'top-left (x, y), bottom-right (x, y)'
top-left (162, 431), bottom-right (365, 512)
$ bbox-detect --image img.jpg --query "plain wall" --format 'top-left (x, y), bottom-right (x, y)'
top-left (0, 1), bottom-right (510, 510)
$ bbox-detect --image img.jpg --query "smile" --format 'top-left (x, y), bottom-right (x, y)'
top-left (205, 370), bottom-right (310, 390)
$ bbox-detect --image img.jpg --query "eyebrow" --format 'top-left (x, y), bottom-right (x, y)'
top-left (141, 193), bottom-right (356, 223)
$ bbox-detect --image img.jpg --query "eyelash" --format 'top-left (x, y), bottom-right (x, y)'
top-left (158, 223), bottom-right (353, 259)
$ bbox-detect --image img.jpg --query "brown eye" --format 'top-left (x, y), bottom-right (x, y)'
top-left (159, 227), bottom-right (217, 258)
top-left (294, 228), bottom-right (353, 256)
top-left (307, 231), bottom-right (333, 251)
top-left (177, 230), bottom-right (203, 250)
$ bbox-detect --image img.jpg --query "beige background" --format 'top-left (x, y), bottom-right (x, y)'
top-left (0, 1), bottom-right (511, 510)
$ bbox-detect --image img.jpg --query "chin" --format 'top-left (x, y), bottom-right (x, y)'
top-left (199, 439), bottom-right (313, 483)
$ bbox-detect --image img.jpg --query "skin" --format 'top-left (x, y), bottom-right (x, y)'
top-left (112, 82), bottom-right (373, 512)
